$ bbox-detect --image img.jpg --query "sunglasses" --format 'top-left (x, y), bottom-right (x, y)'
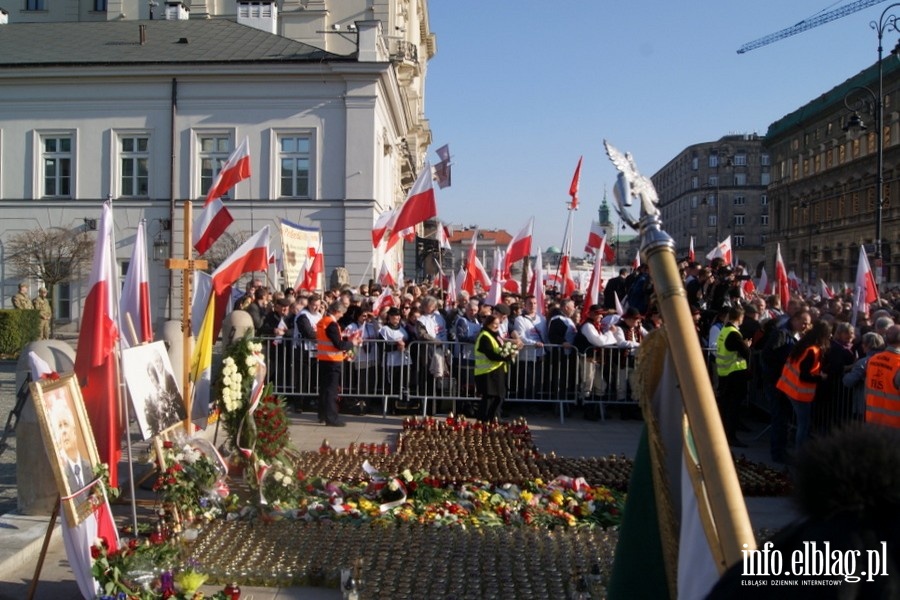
top-left (401, 306), bottom-right (411, 310)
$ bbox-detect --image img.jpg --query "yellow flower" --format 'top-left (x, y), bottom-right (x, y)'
top-left (519, 490), bottom-right (534, 503)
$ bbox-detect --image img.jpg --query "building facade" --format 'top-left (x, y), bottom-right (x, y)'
top-left (0, 0), bottom-right (435, 332)
top-left (652, 135), bottom-right (770, 274)
top-left (765, 59), bottom-right (900, 287)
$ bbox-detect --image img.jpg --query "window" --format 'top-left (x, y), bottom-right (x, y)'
top-left (734, 172), bottom-right (747, 186)
top-left (708, 175), bottom-right (718, 187)
top-left (761, 172), bottom-right (770, 186)
top-left (198, 135), bottom-right (232, 198)
top-left (278, 135), bottom-right (311, 198)
top-left (732, 153), bottom-right (747, 166)
top-left (760, 194), bottom-right (768, 205)
top-left (26, 0), bottom-right (45, 10)
top-left (691, 156), bottom-right (698, 170)
top-left (760, 153), bottom-right (770, 166)
top-left (42, 135), bottom-right (72, 198)
top-left (734, 235), bottom-right (745, 247)
top-left (707, 194), bottom-right (717, 207)
top-left (709, 153), bottom-right (719, 168)
top-left (733, 195), bottom-right (745, 206)
top-left (734, 214), bottom-right (746, 226)
top-left (119, 135), bottom-right (149, 197)
top-left (761, 214), bottom-right (769, 226)
top-left (55, 282), bottom-right (71, 321)
top-left (708, 215), bottom-right (718, 227)
top-left (691, 175), bottom-right (699, 189)
top-left (690, 195), bottom-right (699, 208)
top-left (94, 0), bottom-right (107, 10)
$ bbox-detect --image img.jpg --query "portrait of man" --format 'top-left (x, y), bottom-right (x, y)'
top-left (47, 395), bottom-right (93, 493)
top-left (123, 341), bottom-right (186, 440)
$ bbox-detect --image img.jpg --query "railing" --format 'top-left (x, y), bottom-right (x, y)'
top-left (253, 335), bottom-right (864, 436)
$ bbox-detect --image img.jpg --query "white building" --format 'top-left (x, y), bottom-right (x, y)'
top-left (0, 0), bottom-right (434, 332)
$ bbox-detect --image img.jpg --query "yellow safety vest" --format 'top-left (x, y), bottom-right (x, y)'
top-left (716, 323), bottom-right (747, 377)
top-left (474, 330), bottom-right (506, 376)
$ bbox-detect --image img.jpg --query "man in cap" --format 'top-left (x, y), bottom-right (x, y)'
top-left (33, 287), bottom-right (52, 339)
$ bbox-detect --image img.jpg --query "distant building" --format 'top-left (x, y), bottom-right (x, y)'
top-left (652, 134), bottom-right (770, 274)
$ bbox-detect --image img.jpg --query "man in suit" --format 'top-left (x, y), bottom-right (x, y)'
top-left (49, 399), bottom-right (92, 493)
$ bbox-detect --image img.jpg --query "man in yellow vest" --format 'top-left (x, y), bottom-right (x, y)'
top-left (316, 301), bottom-right (360, 427)
top-left (716, 305), bottom-right (751, 447)
top-left (865, 325), bottom-right (900, 428)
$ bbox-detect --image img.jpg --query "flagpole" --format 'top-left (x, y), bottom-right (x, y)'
top-left (554, 206), bottom-right (575, 294)
top-left (107, 196), bottom-right (140, 533)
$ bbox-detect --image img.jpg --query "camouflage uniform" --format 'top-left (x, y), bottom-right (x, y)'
top-left (33, 291), bottom-right (52, 339)
top-left (12, 290), bottom-right (30, 310)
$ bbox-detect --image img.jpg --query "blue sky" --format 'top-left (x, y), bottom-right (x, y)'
top-left (425, 1), bottom-right (890, 251)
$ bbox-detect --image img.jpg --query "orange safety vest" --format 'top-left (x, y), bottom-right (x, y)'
top-left (776, 346), bottom-right (820, 403)
top-left (316, 314), bottom-right (344, 362)
top-left (865, 350), bottom-right (900, 428)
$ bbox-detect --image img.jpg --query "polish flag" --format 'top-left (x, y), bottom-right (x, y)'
top-left (211, 226), bottom-right (271, 295)
top-left (568, 156), bottom-right (583, 210)
top-left (758, 267), bottom-right (770, 295)
top-left (372, 209), bottom-right (396, 247)
top-left (461, 230), bottom-right (480, 295)
top-left (557, 254), bottom-right (577, 298)
top-left (302, 243), bottom-right (325, 292)
top-left (378, 257), bottom-right (396, 287)
top-left (473, 256), bottom-right (491, 291)
top-left (775, 243), bottom-right (790, 310)
top-left (688, 236), bottom-right (695, 262)
top-left (632, 251), bottom-right (641, 271)
top-left (530, 247), bottom-right (546, 317)
top-left (73, 201), bottom-right (122, 486)
top-left (502, 217), bottom-right (534, 279)
top-left (705, 235), bottom-right (733, 265)
top-left (371, 287), bottom-right (396, 314)
top-left (389, 161), bottom-right (437, 236)
top-left (119, 220), bottom-right (152, 348)
top-left (292, 244), bottom-right (317, 293)
top-left (851, 245), bottom-right (879, 326)
top-left (486, 248), bottom-right (505, 305)
top-left (584, 221), bottom-right (616, 263)
top-left (193, 137), bottom-right (250, 254)
top-left (614, 292), bottom-right (624, 316)
top-left (787, 270), bottom-right (801, 292)
top-left (580, 246), bottom-right (605, 323)
top-left (742, 277), bottom-right (756, 298)
top-left (444, 269), bottom-right (458, 305)
top-left (820, 279), bottom-right (835, 299)
top-left (437, 221), bottom-right (453, 251)
top-left (455, 265), bottom-right (466, 298)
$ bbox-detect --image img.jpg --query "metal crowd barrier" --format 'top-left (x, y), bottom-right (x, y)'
top-left (255, 334), bottom-right (865, 436)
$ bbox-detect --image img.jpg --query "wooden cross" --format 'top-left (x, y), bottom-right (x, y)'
top-left (164, 201), bottom-right (207, 433)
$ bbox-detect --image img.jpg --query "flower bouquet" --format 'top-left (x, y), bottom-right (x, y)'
top-left (499, 340), bottom-right (519, 361)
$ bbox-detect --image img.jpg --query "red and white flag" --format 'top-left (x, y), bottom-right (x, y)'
top-left (372, 209), bottom-right (396, 248)
top-left (568, 156), bottom-right (583, 210)
top-left (632, 250), bottom-right (641, 271)
top-left (775, 243), bottom-right (790, 310)
top-left (300, 242), bottom-right (325, 292)
top-left (194, 137), bottom-right (250, 254)
top-left (614, 292), bottom-right (625, 316)
top-left (580, 246), bottom-right (605, 323)
top-left (445, 269), bottom-right (458, 305)
top-left (437, 221), bottom-right (453, 250)
top-left (851, 245), bottom-right (879, 326)
top-left (688, 236), bottom-right (695, 263)
top-left (119, 220), bottom-right (152, 348)
top-left (742, 277), bottom-right (756, 298)
top-left (455, 265), bottom-right (466, 298)
top-left (583, 221), bottom-right (616, 263)
top-left (389, 161), bottom-right (437, 236)
top-left (530, 247), bottom-right (546, 317)
top-left (462, 230), bottom-right (482, 295)
top-left (378, 257), bottom-right (396, 287)
top-left (820, 279), bottom-right (835, 299)
top-left (371, 286), bottom-right (396, 314)
top-left (705, 235), bottom-right (733, 265)
top-left (486, 248), bottom-right (505, 306)
top-left (557, 255), bottom-right (577, 298)
top-left (211, 226), bottom-right (271, 295)
top-left (502, 217), bottom-right (534, 279)
top-left (787, 270), bottom-right (801, 292)
top-left (758, 267), bottom-right (769, 295)
top-left (73, 201), bottom-right (122, 486)
top-left (473, 255), bottom-right (491, 292)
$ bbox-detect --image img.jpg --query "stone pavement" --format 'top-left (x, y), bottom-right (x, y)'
top-left (0, 357), bottom-right (798, 599)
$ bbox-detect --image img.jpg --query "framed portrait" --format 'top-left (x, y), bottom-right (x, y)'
top-left (122, 341), bottom-right (187, 440)
top-left (29, 373), bottom-right (100, 526)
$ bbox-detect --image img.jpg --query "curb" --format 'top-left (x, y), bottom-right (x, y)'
top-left (0, 513), bottom-right (60, 581)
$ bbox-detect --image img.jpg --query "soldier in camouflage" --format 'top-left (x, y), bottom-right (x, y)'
top-left (11, 283), bottom-right (30, 310)
top-left (33, 287), bottom-right (52, 339)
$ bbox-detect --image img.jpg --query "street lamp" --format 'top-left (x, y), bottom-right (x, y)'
top-left (843, 3), bottom-right (900, 283)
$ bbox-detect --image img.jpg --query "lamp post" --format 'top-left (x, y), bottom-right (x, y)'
top-left (844, 3), bottom-right (900, 284)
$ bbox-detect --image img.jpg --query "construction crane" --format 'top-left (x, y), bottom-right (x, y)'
top-left (737, 0), bottom-right (888, 53)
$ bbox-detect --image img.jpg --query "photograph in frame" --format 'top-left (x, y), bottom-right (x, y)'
top-left (122, 341), bottom-right (187, 440)
top-left (29, 373), bottom-right (101, 526)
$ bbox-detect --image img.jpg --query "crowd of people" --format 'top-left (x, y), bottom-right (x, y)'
top-left (227, 257), bottom-right (900, 447)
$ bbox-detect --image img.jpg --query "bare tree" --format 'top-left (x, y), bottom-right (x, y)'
top-left (200, 231), bottom-right (249, 272)
top-left (6, 226), bottom-right (95, 328)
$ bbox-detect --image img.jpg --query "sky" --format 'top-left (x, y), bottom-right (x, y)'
top-left (424, 0), bottom-right (892, 252)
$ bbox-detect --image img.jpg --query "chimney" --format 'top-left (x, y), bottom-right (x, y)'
top-left (139, 24), bottom-right (147, 44)
top-left (237, 1), bottom-right (277, 35)
top-left (355, 21), bottom-right (384, 62)
top-left (164, 1), bottom-right (189, 21)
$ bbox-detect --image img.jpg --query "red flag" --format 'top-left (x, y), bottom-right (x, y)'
top-left (378, 258), bottom-right (396, 287)
top-left (502, 217), bottom-right (534, 278)
top-left (302, 244), bottom-right (324, 292)
top-left (73, 201), bottom-right (121, 486)
top-left (462, 230), bottom-right (480, 295)
top-left (211, 226), bottom-right (271, 295)
top-left (568, 156), bottom-right (583, 210)
top-left (557, 254), bottom-right (577, 298)
top-left (741, 278), bottom-right (756, 298)
top-left (119, 220), bottom-right (152, 348)
top-left (775, 243), bottom-right (790, 310)
top-left (852, 245), bottom-right (879, 326)
top-left (580, 246), bottom-right (604, 323)
top-left (688, 236), bottom-right (695, 263)
top-left (193, 137), bottom-right (250, 254)
top-left (584, 221), bottom-right (616, 263)
top-left (389, 161), bottom-right (437, 235)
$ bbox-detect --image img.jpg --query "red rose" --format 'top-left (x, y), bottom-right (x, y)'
top-left (163, 440), bottom-right (174, 449)
top-left (90, 545), bottom-right (102, 559)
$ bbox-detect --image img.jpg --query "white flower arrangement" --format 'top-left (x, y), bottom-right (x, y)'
top-left (499, 341), bottom-right (519, 360)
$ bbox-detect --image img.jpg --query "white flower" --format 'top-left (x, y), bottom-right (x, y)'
top-left (251, 343), bottom-right (263, 353)
top-left (282, 477), bottom-right (292, 486)
top-left (222, 388), bottom-right (232, 401)
top-left (273, 471), bottom-right (284, 482)
top-left (245, 356), bottom-right (256, 367)
top-left (388, 479), bottom-right (400, 492)
top-left (401, 469), bottom-right (413, 482)
top-left (223, 357), bottom-right (235, 367)
top-left (223, 375), bottom-right (233, 386)
top-left (232, 373), bottom-right (242, 384)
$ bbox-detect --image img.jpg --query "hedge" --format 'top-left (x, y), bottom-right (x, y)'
top-left (0, 309), bottom-right (41, 357)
